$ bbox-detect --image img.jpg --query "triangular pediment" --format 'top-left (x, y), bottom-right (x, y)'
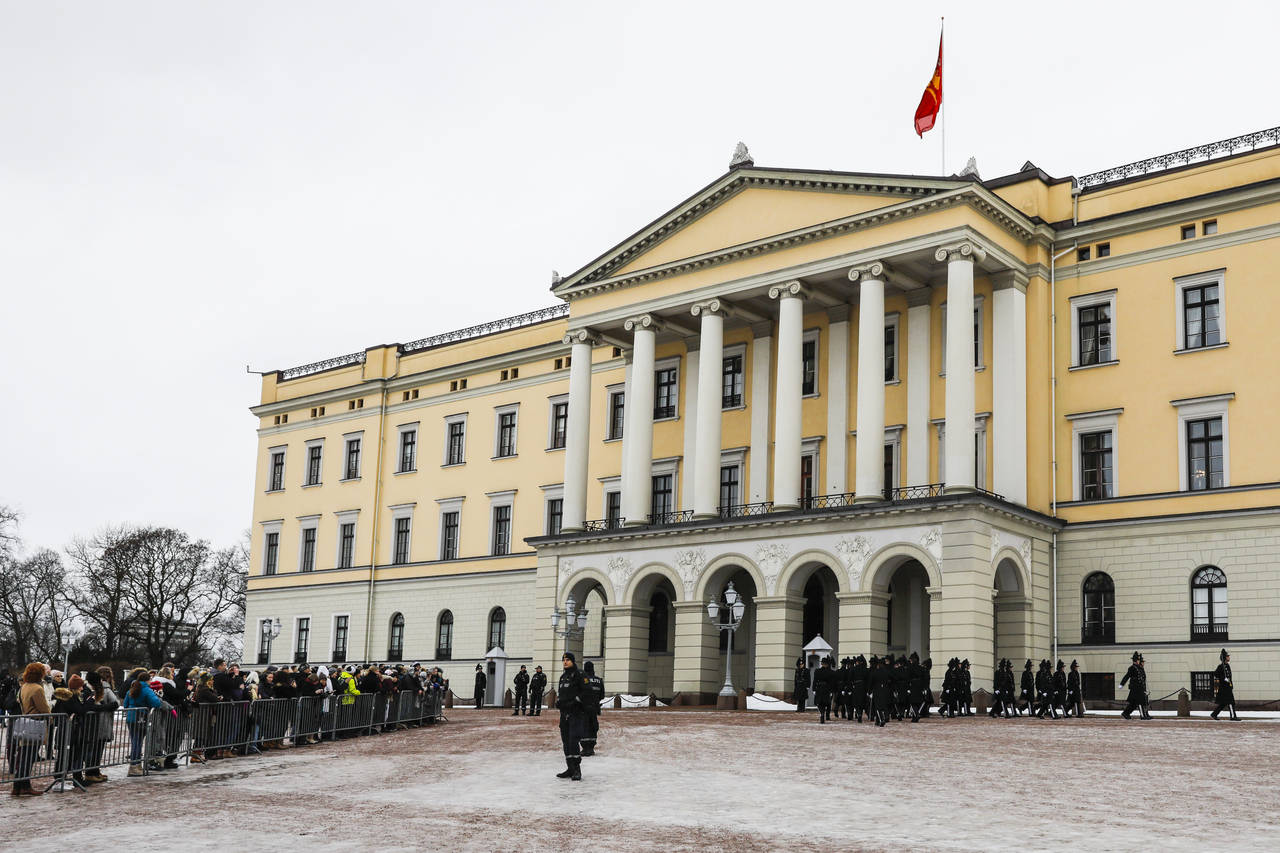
top-left (554, 167), bottom-right (961, 297)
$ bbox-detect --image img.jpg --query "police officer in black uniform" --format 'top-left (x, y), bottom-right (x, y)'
top-left (580, 660), bottom-right (604, 755)
top-left (512, 665), bottom-right (530, 716)
top-left (1211, 648), bottom-right (1239, 721)
top-left (793, 657), bottom-right (809, 713)
top-left (555, 652), bottom-right (585, 780)
top-left (1120, 651), bottom-right (1150, 720)
top-left (1065, 659), bottom-right (1084, 718)
top-left (529, 665), bottom-right (547, 716)
top-left (812, 656), bottom-right (836, 723)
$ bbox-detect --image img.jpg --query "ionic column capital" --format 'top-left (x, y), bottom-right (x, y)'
top-left (623, 313), bottom-right (664, 333)
top-left (934, 241), bottom-right (988, 264)
top-left (768, 280), bottom-right (810, 301)
top-left (563, 328), bottom-right (600, 346)
top-left (847, 260), bottom-right (889, 283)
top-left (690, 298), bottom-right (733, 318)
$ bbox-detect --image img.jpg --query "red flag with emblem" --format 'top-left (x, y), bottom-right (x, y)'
top-left (914, 33), bottom-right (943, 137)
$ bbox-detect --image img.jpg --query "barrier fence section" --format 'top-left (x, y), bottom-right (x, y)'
top-left (2, 689), bottom-right (446, 792)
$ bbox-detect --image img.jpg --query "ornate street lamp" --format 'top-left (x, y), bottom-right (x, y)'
top-left (60, 628), bottom-right (75, 677)
top-left (707, 581), bottom-right (746, 699)
top-left (550, 594), bottom-right (590, 641)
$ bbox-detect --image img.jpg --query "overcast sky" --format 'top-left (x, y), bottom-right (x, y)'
top-left (2, 1), bottom-right (1276, 553)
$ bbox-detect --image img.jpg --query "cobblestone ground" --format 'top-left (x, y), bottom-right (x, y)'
top-left (10, 709), bottom-right (1280, 852)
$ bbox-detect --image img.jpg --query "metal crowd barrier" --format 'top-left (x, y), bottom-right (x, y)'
top-left (2, 713), bottom-right (67, 791)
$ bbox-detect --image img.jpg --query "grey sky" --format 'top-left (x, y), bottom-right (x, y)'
top-left (2, 1), bottom-right (1275, 553)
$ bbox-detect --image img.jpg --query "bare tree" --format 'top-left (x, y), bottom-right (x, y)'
top-left (65, 527), bottom-right (143, 661)
top-left (0, 548), bottom-right (70, 668)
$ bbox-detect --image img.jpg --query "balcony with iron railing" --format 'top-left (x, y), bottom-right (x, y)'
top-left (1192, 621), bottom-right (1228, 641)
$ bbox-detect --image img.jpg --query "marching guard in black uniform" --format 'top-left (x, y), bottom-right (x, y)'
top-left (555, 653), bottom-right (585, 780)
top-left (921, 658), bottom-right (934, 718)
top-left (1211, 649), bottom-right (1239, 721)
top-left (793, 657), bottom-right (809, 712)
top-left (907, 652), bottom-right (928, 722)
top-left (512, 665), bottom-right (530, 716)
top-left (1065, 660), bottom-right (1084, 718)
top-left (1120, 651), bottom-right (1151, 720)
top-left (851, 655), bottom-right (869, 722)
top-left (938, 658), bottom-right (956, 717)
top-left (1034, 659), bottom-right (1057, 719)
top-left (529, 665), bottom-right (547, 716)
top-left (813, 656), bottom-right (837, 723)
top-left (1018, 659), bottom-right (1035, 715)
top-left (837, 658), bottom-right (854, 720)
top-left (869, 655), bottom-right (892, 727)
top-left (580, 660), bottom-right (604, 755)
top-left (989, 659), bottom-right (1011, 718)
top-left (1052, 660), bottom-right (1068, 718)
top-left (959, 659), bottom-right (974, 716)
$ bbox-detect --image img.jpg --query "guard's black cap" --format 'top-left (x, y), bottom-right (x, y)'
top-left (1220, 648), bottom-right (1229, 662)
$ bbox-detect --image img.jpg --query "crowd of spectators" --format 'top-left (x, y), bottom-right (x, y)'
top-left (2, 659), bottom-right (450, 796)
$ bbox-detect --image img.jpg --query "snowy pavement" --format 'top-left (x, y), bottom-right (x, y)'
top-left (10, 709), bottom-right (1280, 852)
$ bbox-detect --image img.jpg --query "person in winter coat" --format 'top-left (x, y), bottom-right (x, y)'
top-left (580, 661), bottom-right (604, 755)
top-left (869, 656), bottom-right (893, 727)
top-left (10, 662), bottom-right (52, 796)
top-left (1211, 649), bottom-right (1239, 721)
top-left (473, 664), bottom-right (487, 709)
top-left (82, 668), bottom-right (120, 782)
top-left (1018, 659), bottom-right (1035, 715)
top-left (529, 666), bottom-right (547, 716)
top-left (190, 673), bottom-right (222, 761)
top-left (513, 665), bottom-right (530, 716)
top-left (812, 656), bottom-right (837, 724)
top-left (1065, 660), bottom-right (1084, 718)
top-left (1120, 652), bottom-right (1150, 720)
top-left (122, 668), bottom-right (167, 776)
top-left (52, 676), bottom-right (106, 787)
top-left (555, 652), bottom-right (585, 781)
top-left (153, 667), bottom-right (187, 769)
top-left (792, 658), bottom-right (809, 713)
top-left (851, 655), bottom-right (869, 722)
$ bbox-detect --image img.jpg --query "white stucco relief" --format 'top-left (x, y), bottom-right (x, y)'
top-left (990, 528), bottom-right (1031, 567)
top-left (834, 535), bottom-right (872, 588)
top-left (755, 542), bottom-right (790, 596)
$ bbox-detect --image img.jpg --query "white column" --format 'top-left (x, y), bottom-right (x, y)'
top-left (768, 281), bottom-right (807, 510)
top-left (748, 323), bottom-right (772, 503)
top-left (905, 291), bottom-right (932, 485)
top-left (937, 242), bottom-right (986, 493)
top-left (560, 330), bottom-right (596, 532)
top-left (850, 263), bottom-right (886, 501)
top-left (680, 340), bottom-right (699, 513)
top-left (993, 273), bottom-right (1028, 504)
top-left (622, 314), bottom-right (660, 525)
top-left (825, 305), bottom-right (850, 495)
top-left (619, 357), bottom-right (634, 517)
top-left (691, 300), bottom-right (728, 518)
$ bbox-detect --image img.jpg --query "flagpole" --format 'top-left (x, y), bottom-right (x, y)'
top-left (940, 17), bottom-right (945, 176)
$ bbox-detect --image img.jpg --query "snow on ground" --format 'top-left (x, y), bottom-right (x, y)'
top-left (11, 710), bottom-right (1280, 852)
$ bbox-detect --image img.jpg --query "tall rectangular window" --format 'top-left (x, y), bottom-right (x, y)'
top-left (332, 615), bottom-right (348, 662)
top-left (258, 619), bottom-right (272, 665)
top-left (605, 491), bottom-right (622, 529)
top-left (546, 498), bottom-right (563, 536)
top-left (1078, 304), bottom-right (1112, 365)
top-left (800, 455), bottom-right (815, 502)
top-left (651, 475), bottom-right (673, 521)
top-left (399, 429), bottom-right (417, 472)
top-left (393, 517), bottom-right (411, 564)
top-left (300, 527), bottom-right (316, 572)
top-left (1080, 430), bottom-right (1114, 500)
top-left (722, 355), bottom-right (744, 408)
top-left (719, 465), bottom-right (740, 511)
top-left (497, 412), bottom-right (517, 457)
top-left (306, 445), bottom-right (322, 485)
top-left (294, 618), bottom-right (310, 663)
top-left (883, 443), bottom-right (896, 495)
top-left (885, 324), bottom-right (898, 382)
top-left (338, 522), bottom-right (355, 568)
top-left (269, 451), bottom-right (285, 491)
top-left (608, 391), bottom-right (625, 440)
top-left (441, 511), bottom-right (460, 560)
top-left (550, 401), bottom-right (569, 449)
top-left (801, 339), bottom-right (817, 395)
top-left (447, 420), bottom-right (466, 465)
top-left (654, 368), bottom-right (678, 419)
top-left (1183, 283), bottom-right (1221, 349)
top-left (1187, 417), bottom-right (1223, 491)
top-left (492, 505), bottom-right (512, 555)
top-left (264, 532), bottom-right (279, 576)
top-left (344, 437), bottom-right (361, 480)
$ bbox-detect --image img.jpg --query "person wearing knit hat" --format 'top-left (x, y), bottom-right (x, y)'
top-left (1210, 649), bottom-right (1239, 721)
top-left (555, 652), bottom-right (585, 780)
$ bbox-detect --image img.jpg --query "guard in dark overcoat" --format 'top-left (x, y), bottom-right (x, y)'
top-left (512, 665), bottom-right (530, 716)
top-left (869, 655), bottom-right (893, 727)
top-left (907, 652), bottom-right (928, 722)
top-left (851, 655), bottom-right (869, 722)
top-left (793, 657), bottom-right (809, 713)
top-left (1052, 660), bottom-right (1068, 717)
top-left (891, 656), bottom-right (909, 720)
top-left (959, 659), bottom-right (974, 716)
top-left (1035, 660), bottom-right (1057, 719)
top-left (1018, 659), bottom-right (1035, 715)
top-left (1210, 649), bottom-right (1239, 721)
top-left (1120, 652), bottom-right (1150, 720)
top-left (529, 666), bottom-right (547, 716)
top-left (813, 656), bottom-right (837, 724)
top-left (1065, 660), bottom-right (1084, 718)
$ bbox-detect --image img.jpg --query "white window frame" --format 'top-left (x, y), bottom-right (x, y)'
top-left (598, 475), bottom-right (621, 523)
top-left (341, 431), bottom-right (364, 481)
top-left (435, 496), bottom-right (464, 560)
top-left (653, 356), bottom-right (682, 422)
top-left (260, 519), bottom-right (283, 576)
top-left (933, 414), bottom-right (989, 488)
top-left (493, 403), bottom-right (520, 458)
top-left (443, 412), bottom-right (468, 467)
top-left (396, 422), bottom-right (419, 474)
top-left (266, 445), bottom-right (287, 493)
top-left (330, 612), bottom-right (351, 661)
top-left (302, 438), bottom-right (324, 487)
top-left (1067, 408), bottom-right (1122, 501)
top-left (1172, 393), bottom-right (1233, 491)
top-left (802, 328), bottom-right (820, 397)
top-left (1069, 289), bottom-right (1118, 369)
top-left (884, 312), bottom-right (901, 384)
top-left (800, 437), bottom-right (822, 499)
top-left (721, 343), bottom-right (747, 409)
top-left (546, 394), bottom-right (569, 451)
top-left (884, 426), bottom-right (903, 492)
top-left (487, 489), bottom-right (517, 556)
top-left (604, 384), bottom-right (625, 442)
top-left (541, 483), bottom-right (565, 536)
top-left (1173, 268), bottom-right (1228, 353)
top-left (939, 296), bottom-right (986, 375)
top-left (334, 509), bottom-right (359, 568)
top-left (293, 615), bottom-right (312, 662)
top-left (719, 447), bottom-right (747, 507)
top-left (389, 503), bottom-right (416, 565)
top-left (297, 514), bottom-right (320, 573)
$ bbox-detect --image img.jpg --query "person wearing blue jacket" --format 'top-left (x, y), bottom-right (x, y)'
top-left (122, 667), bottom-right (165, 777)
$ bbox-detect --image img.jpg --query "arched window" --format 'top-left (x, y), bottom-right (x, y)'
top-left (1082, 572), bottom-right (1115, 644)
top-left (648, 592), bottom-right (670, 653)
top-left (1191, 566), bottom-right (1228, 640)
top-left (388, 612), bottom-right (405, 661)
top-left (436, 610), bottom-right (453, 660)
top-left (488, 607), bottom-right (506, 651)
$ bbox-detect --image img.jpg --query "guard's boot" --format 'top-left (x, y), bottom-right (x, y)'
top-left (556, 757), bottom-right (575, 779)
top-left (1230, 706), bottom-right (1241, 721)
top-left (1210, 709), bottom-right (1220, 720)
top-left (569, 757), bottom-right (582, 781)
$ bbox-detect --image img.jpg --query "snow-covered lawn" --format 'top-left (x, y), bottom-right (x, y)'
top-left (13, 710), bottom-right (1280, 851)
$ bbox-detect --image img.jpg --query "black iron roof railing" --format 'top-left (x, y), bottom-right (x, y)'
top-left (1076, 127), bottom-right (1280, 189)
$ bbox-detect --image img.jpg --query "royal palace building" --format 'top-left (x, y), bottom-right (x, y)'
top-left (244, 128), bottom-right (1280, 705)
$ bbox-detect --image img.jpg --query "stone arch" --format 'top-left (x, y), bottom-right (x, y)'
top-left (693, 552), bottom-right (766, 602)
top-left (560, 565), bottom-right (613, 606)
top-left (777, 549), bottom-right (850, 596)
top-left (990, 548), bottom-right (1031, 594)
top-left (623, 562), bottom-right (685, 605)
top-left (861, 543), bottom-right (942, 593)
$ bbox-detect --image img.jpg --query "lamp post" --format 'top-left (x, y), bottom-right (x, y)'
top-left (269, 617), bottom-right (282, 663)
top-left (61, 629), bottom-right (75, 677)
top-left (707, 581), bottom-right (747, 700)
top-left (550, 595), bottom-right (590, 642)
